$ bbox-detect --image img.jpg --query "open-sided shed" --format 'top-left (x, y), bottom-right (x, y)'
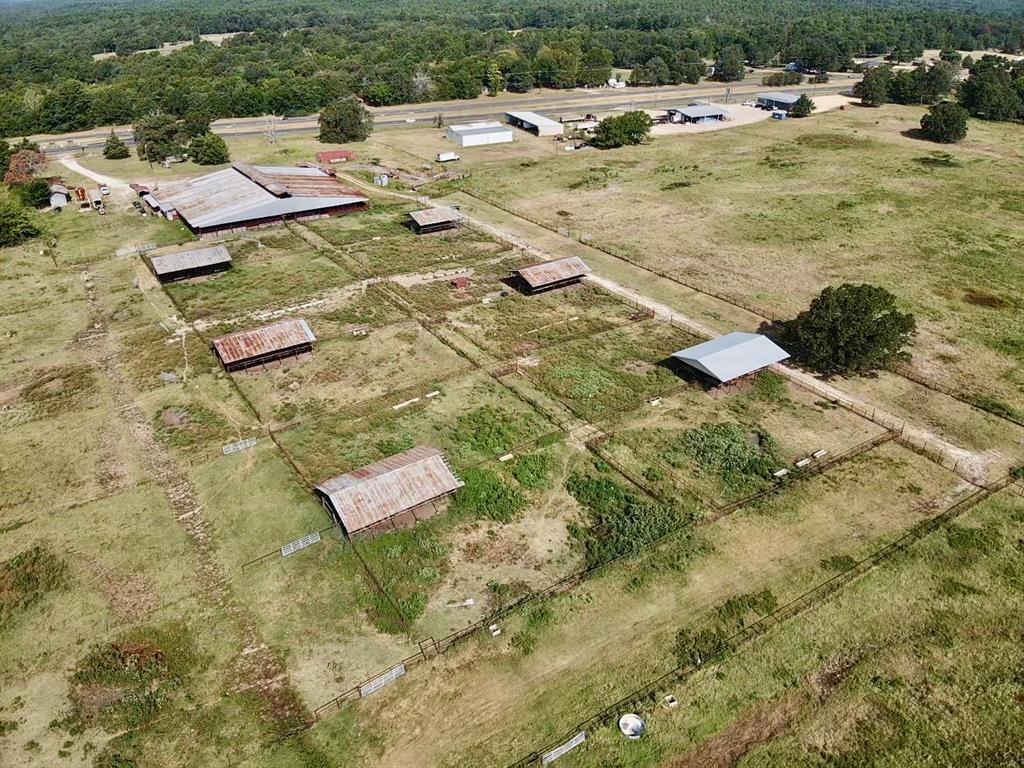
top-left (505, 111), bottom-right (565, 137)
top-left (757, 92), bottom-right (801, 111)
top-left (211, 318), bottom-right (316, 371)
top-left (408, 206), bottom-right (460, 234)
top-left (315, 446), bottom-right (464, 536)
top-left (512, 256), bottom-right (591, 293)
top-left (148, 244), bottom-right (232, 282)
top-left (671, 332), bottom-right (789, 384)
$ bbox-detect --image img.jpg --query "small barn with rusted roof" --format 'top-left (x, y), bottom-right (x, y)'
top-left (408, 206), bottom-right (461, 235)
top-left (512, 256), bottom-right (591, 293)
top-left (315, 446), bottom-right (463, 536)
top-left (211, 318), bottom-right (316, 371)
top-left (148, 244), bottom-right (232, 283)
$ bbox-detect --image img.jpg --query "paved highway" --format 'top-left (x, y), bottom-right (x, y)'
top-left (33, 78), bottom-right (856, 155)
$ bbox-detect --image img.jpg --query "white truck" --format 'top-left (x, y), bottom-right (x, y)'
top-left (436, 151), bottom-right (460, 163)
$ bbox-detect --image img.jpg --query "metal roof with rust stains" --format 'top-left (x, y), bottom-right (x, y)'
top-left (149, 244), bottom-right (231, 276)
top-left (211, 318), bottom-right (316, 365)
top-left (316, 446), bottom-right (463, 533)
top-left (513, 256), bottom-right (591, 289)
top-left (151, 164), bottom-right (367, 230)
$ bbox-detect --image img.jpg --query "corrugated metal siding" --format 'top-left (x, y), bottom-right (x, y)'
top-left (514, 256), bottom-right (591, 289)
top-left (316, 446), bottom-right (464, 533)
top-left (212, 318), bottom-right (316, 365)
top-left (150, 245), bottom-right (231, 276)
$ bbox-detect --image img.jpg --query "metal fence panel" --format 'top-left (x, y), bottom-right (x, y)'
top-left (359, 663), bottom-right (406, 698)
top-left (541, 732), bottom-right (586, 764)
top-left (281, 531), bottom-right (322, 558)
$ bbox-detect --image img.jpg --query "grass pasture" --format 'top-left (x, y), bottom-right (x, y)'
top-left (459, 105), bottom-right (1024, 410)
top-left (598, 371), bottom-right (885, 505)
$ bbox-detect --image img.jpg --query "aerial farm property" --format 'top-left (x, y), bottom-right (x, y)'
top-left (2, 7), bottom-right (1024, 766)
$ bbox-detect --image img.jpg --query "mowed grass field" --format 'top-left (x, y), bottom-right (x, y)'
top-left (457, 105), bottom-right (1024, 417)
top-left (4, 110), bottom-right (1023, 768)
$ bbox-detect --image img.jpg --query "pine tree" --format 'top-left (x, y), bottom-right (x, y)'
top-left (102, 130), bottom-right (130, 160)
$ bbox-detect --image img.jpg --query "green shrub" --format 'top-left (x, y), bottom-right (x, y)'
top-left (751, 370), bottom-right (789, 403)
top-left (450, 467), bottom-right (526, 523)
top-left (64, 624), bottom-right (197, 732)
top-left (451, 406), bottom-right (530, 456)
top-left (715, 588), bottom-right (778, 630)
top-left (1, 544), bottom-right (67, 624)
top-left (669, 422), bottom-right (781, 491)
top-left (510, 452), bottom-right (554, 490)
top-left (672, 625), bottom-right (727, 666)
top-left (566, 472), bottom-right (689, 566)
top-left (821, 554), bottom-right (858, 572)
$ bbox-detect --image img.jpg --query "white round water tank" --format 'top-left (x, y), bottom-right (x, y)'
top-left (618, 713), bottom-right (645, 739)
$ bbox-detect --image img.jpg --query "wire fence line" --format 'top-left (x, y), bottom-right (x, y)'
top-left (505, 474), bottom-right (1015, 768)
top-left (310, 429), bottom-right (896, 719)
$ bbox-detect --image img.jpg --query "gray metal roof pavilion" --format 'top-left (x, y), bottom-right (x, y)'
top-left (668, 105), bottom-right (729, 119)
top-left (757, 91), bottom-right (801, 105)
top-left (671, 332), bottom-right (789, 383)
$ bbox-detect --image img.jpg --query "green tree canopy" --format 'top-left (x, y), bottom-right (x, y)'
top-left (0, 198), bottom-right (41, 247)
top-left (13, 178), bottom-right (52, 208)
top-left (712, 45), bottom-right (746, 82)
top-left (102, 130), bottom-right (130, 159)
top-left (779, 283), bottom-right (916, 376)
top-left (318, 95), bottom-right (374, 143)
top-left (189, 132), bottom-right (230, 165)
top-left (855, 67), bottom-right (893, 106)
top-left (958, 61), bottom-right (1024, 121)
top-left (133, 114), bottom-right (187, 162)
top-left (790, 94), bottom-right (815, 117)
top-left (920, 101), bottom-right (969, 143)
top-left (592, 110), bottom-right (652, 149)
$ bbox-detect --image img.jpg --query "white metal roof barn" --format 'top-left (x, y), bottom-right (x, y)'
top-left (671, 332), bottom-right (789, 383)
top-left (315, 446), bottom-right (464, 535)
top-left (445, 122), bottom-right (514, 147)
top-left (505, 111), bottom-right (565, 137)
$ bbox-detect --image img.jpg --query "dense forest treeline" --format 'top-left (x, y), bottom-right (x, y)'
top-left (1, 0), bottom-right (1022, 137)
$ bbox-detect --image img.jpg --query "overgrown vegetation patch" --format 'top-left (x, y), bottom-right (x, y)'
top-left (566, 471), bottom-right (694, 567)
top-left (450, 467), bottom-right (526, 523)
top-left (58, 623), bottom-right (199, 732)
top-left (152, 403), bottom-right (233, 450)
top-left (666, 422), bottom-right (782, 496)
top-left (20, 365), bottom-right (96, 416)
top-left (0, 544), bottom-right (67, 625)
top-left (673, 588), bottom-right (779, 666)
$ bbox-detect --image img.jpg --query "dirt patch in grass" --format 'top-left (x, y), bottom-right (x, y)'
top-left (963, 290), bottom-right (1007, 309)
top-left (152, 403), bottom-right (233, 450)
top-left (622, 359), bottom-right (657, 375)
top-left (668, 654), bottom-right (859, 768)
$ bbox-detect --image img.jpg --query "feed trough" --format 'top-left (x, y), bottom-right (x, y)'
top-left (618, 713), bottom-right (645, 740)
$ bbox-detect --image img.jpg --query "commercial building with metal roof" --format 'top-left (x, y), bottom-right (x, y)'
top-left (513, 256), bottom-right (591, 293)
top-left (671, 332), bottom-right (789, 384)
top-left (757, 92), bottom-right (801, 110)
top-left (315, 446), bottom-right (464, 535)
top-left (211, 318), bottom-right (316, 371)
top-left (667, 105), bottom-right (730, 123)
top-left (408, 206), bottom-right (461, 234)
top-left (148, 164), bottom-right (368, 237)
top-left (446, 122), bottom-right (514, 148)
top-left (148, 244), bottom-right (232, 282)
top-left (505, 111), bottom-right (565, 137)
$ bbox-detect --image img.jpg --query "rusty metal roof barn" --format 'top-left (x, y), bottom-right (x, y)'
top-left (513, 256), bottom-right (591, 291)
top-left (315, 446), bottom-right (464, 535)
top-left (150, 163), bottom-right (368, 235)
top-left (211, 318), bottom-right (316, 368)
top-left (149, 244), bottom-right (232, 278)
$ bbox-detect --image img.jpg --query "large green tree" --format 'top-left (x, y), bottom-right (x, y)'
top-left (13, 178), bottom-right (52, 208)
top-left (959, 61), bottom-right (1024, 121)
top-left (592, 110), bottom-right (652, 149)
top-left (133, 114), bottom-right (187, 162)
top-left (779, 283), bottom-right (916, 376)
top-left (920, 101), bottom-right (969, 143)
top-left (712, 45), bottom-right (746, 82)
top-left (189, 132), bottom-right (230, 165)
top-left (0, 199), bottom-right (41, 247)
top-left (790, 94), bottom-right (815, 117)
top-left (318, 95), bottom-right (373, 143)
top-left (855, 67), bottom-right (893, 106)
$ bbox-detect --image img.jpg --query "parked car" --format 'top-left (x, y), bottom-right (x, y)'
top-left (100, 185), bottom-right (110, 195)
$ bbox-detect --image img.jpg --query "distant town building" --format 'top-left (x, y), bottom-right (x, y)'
top-left (756, 92), bottom-right (801, 111)
top-left (445, 122), bottom-right (514, 147)
top-left (505, 111), bottom-right (565, 137)
top-left (667, 105), bottom-right (729, 124)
